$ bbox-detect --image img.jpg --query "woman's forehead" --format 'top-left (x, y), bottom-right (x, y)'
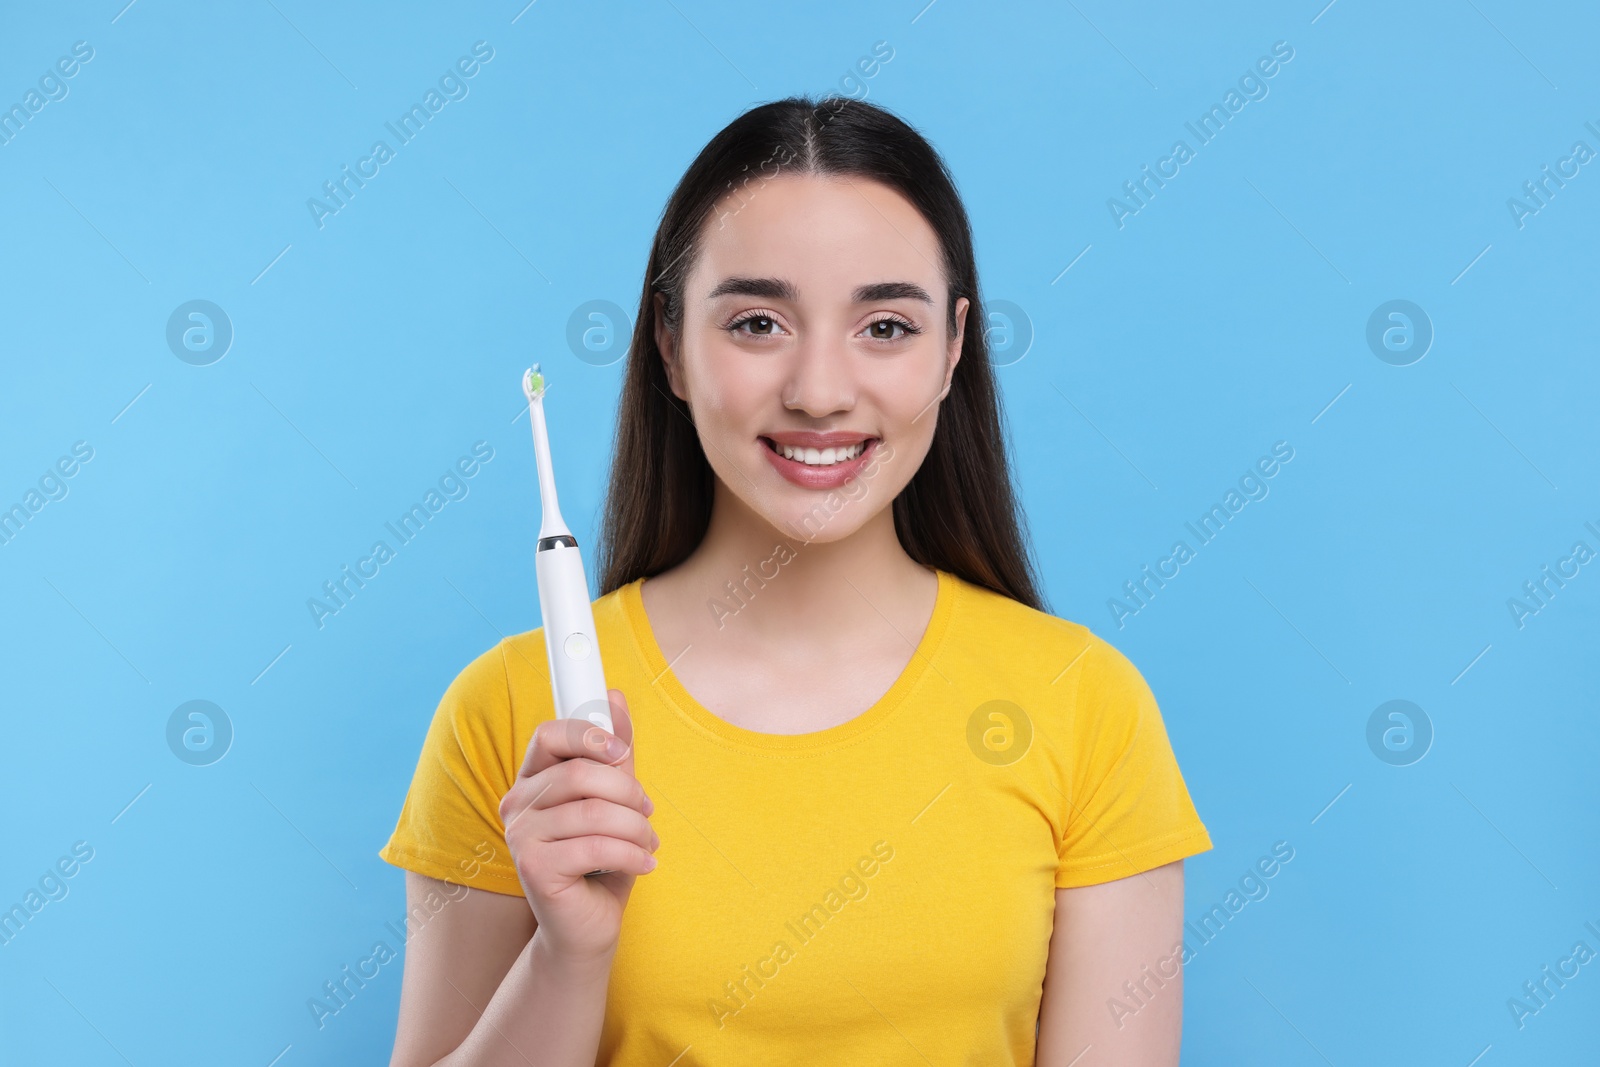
top-left (692, 173), bottom-right (943, 299)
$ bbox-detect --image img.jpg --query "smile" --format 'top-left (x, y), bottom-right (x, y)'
top-left (758, 436), bottom-right (881, 490)
top-left (761, 438), bottom-right (870, 467)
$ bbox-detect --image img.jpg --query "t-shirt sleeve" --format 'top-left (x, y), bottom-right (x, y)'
top-left (378, 640), bottom-right (527, 897)
top-left (1055, 632), bottom-right (1212, 888)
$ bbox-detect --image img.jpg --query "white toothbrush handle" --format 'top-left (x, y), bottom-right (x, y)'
top-left (535, 540), bottom-right (615, 735)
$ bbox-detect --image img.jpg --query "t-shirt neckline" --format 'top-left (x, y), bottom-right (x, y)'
top-left (619, 566), bottom-right (957, 755)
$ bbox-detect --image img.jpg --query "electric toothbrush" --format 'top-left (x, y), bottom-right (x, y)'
top-left (522, 366), bottom-right (615, 737)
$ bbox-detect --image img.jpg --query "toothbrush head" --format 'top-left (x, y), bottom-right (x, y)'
top-left (522, 365), bottom-right (545, 402)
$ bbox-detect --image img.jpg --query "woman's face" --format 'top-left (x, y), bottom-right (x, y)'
top-left (657, 172), bottom-right (968, 544)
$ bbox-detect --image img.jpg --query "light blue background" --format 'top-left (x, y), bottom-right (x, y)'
top-left (2, 1), bottom-right (1596, 1064)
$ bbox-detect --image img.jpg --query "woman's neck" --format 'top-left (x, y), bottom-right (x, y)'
top-left (645, 478), bottom-right (936, 647)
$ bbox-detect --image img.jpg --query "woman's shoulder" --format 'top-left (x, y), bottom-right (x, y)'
top-left (940, 570), bottom-right (1151, 695)
top-left (439, 637), bottom-right (516, 706)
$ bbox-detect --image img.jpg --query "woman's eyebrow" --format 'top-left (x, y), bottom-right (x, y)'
top-left (854, 281), bottom-right (932, 304)
top-left (704, 277), bottom-right (933, 304)
top-left (705, 276), bottom-right (797, 302)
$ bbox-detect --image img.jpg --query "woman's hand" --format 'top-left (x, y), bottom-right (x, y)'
top-left (497, 689), bottom-right (658, 966)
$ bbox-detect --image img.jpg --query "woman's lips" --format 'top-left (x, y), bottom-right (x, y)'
top-left (760, 436), bottom-right (879, 490)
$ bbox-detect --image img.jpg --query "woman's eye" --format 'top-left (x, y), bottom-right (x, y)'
top-left (725, 314), bottom-right (920, 341)
top-left (865, 317), bottom-right (920, 341)
top-left (729, 314), bottom-right (781, 337)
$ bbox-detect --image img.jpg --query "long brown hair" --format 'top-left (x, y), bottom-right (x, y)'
top-left (596, 94), bottom-right (1046, 612)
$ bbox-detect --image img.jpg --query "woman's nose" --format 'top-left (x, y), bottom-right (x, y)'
top-left (782, 335), bottom-right (856, 417)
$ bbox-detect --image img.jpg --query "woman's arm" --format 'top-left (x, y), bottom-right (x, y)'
top-left (1036, 859), bottom-right (1187, 1067)
top-left (388, 872), bottom-right (613, 1067)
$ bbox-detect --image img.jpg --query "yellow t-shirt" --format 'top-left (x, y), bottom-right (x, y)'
top-left (380, 567), bottom-right (1211, 1064)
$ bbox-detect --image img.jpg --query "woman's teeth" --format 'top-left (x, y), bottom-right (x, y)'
top-left (767, 439), bottom-right (868, 466)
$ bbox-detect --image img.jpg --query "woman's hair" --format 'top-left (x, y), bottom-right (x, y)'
top-left (596, 94), bottom-right (1046, 612)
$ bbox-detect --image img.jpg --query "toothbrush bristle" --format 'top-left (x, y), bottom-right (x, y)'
top-left (523, 365), bottom-right (545, 400)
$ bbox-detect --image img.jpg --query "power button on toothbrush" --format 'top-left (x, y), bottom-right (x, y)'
top-left (564, 632), bottom-right (591, 660)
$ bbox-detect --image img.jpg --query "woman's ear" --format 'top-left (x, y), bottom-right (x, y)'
top-left (654, 291), bottom-right (687, 401)
top-left (936, 296), bottom-right (969, 402)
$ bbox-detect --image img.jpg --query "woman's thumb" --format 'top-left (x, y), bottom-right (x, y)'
top-left (604, 688), bottom-right (636, 778)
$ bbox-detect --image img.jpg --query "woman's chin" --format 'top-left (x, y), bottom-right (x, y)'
top-left (755, 497), bottom-right (874, 544)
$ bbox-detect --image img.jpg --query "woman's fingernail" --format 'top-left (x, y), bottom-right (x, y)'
top-left (605, 735), bottom-right (629, 761)
top-left (644, 794), bottom-right (655, 815)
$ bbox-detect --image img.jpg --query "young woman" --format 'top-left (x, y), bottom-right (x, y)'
top-left (380, 95), bottom-right (1211, 1066)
